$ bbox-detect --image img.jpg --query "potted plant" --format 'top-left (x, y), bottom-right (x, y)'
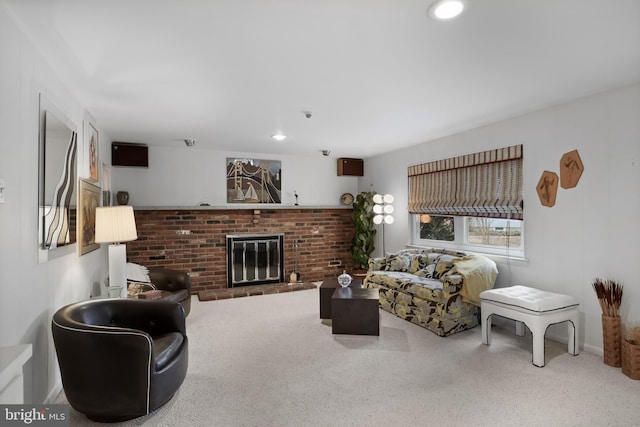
top-left (351, 191), bottom-right (377, 273)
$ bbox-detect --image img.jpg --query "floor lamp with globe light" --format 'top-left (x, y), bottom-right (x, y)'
top-left (373, 193), bottom-right (394, 256)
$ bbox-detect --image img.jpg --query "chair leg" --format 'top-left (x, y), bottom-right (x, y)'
top-left (482, 312), bottom-right (493, 346)
top-left (529, 322), bottom-right (547, 367)
top-left (515, 320), bottom-right (526, 336)
top-left (567, 313), bottom-right (579, 356)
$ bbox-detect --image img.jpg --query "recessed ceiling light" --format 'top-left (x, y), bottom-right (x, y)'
top-left (271, 134), bottom-right (287, 142)
top-left (428, 0), bottom-right (467, 21)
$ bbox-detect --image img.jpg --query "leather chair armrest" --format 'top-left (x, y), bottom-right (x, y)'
top-left (113, 300), bottom-right (187, 336)
top-left (148, 267), bottom-right (192, 294)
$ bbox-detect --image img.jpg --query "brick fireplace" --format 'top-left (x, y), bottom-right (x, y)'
top-left (126, 208), bottom-right (355, 294)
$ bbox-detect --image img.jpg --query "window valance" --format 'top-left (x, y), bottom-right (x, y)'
top-left (408, 144), bottom-right (523, 220)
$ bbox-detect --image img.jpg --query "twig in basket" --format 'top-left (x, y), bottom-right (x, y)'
top-left (592, 278), bottom-right (623, 317)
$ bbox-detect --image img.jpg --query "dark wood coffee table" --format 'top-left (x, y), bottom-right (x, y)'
top-left (319, 277), bottom-right (363, 319)
top-left (332, 286), bottom-right (379, 336)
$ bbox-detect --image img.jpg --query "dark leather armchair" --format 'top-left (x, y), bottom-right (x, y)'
top-left (148, 267), bottom-right (192, 316)
top-left (51, 299), bottom-right (188, 422)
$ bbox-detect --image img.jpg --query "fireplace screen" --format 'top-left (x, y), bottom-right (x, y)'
top-left (226, 234), bottom-right (284, 287)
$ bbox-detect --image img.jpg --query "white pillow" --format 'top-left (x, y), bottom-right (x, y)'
top-left (126, 263), bottom-right (150, 282)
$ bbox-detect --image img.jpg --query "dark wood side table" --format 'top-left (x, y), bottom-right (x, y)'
top-left (319, 277), bottom-right (362, 319)
top-left (332, 287), bottom-right (379, 336)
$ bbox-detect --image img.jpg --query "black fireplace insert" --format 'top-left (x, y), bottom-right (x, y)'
top-left (226, 234), bottom-right (284, 287)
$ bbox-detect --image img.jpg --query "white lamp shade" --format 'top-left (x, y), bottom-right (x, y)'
top-left (372, 194), bottom-right (383, 204)
top-left (383, 194), bottom-right (394, 204)
top-left (95, 206), bottom-right (138, 243)
top-left (373, 205), bottom-right (383, 214)
top-left (384, 205), bottom-right (394, 214)
top-left (384, 215), bottom-right (395, 224)
top-left (373, 215), bottom-right (383, 225)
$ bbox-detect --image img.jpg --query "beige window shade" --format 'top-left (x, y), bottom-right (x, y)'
top-left (408, 144), bottom-right (523, 219)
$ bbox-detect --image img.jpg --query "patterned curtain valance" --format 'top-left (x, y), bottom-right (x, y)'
top-left (407, 144), bottom-right (523, 220)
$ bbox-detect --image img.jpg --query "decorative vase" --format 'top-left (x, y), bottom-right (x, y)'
top-left (116, 191), bottom-right (129, 205)
top-left (337, 271), bottom-right (352, 288)
top-left (602, 314), bottom-right (622, 367)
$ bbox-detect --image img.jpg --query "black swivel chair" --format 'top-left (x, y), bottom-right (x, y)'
top-left (51, 299), bottom-right (188, 422)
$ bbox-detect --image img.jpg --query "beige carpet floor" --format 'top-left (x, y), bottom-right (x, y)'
top-left (56, 284), bottom-right (640, 426)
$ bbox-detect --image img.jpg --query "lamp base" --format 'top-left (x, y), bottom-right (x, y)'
top-left (108, 243), bottom-right (127, 298)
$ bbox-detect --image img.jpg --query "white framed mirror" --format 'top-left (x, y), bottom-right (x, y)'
top-left (38, 94), bottom-right (78, 261)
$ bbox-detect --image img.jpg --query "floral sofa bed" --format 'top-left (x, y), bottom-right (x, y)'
top-left (363, 248), bottom-right (498, 337)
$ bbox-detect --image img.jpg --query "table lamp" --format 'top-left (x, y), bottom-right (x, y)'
top-left (95, 206), bottom-right (138, 297)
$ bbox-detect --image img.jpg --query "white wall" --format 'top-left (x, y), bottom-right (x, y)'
top-left (0, 6), bottom-right (109, 403)
top-left (362, 83), bottom-right (640, 355)
top-left (111, 147), bottom-right (359, 207)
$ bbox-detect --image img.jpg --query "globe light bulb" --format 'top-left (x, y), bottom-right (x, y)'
top-left (428, 0), bottom-right (466, 21)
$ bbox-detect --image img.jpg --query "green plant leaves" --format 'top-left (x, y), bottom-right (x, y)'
top-left (351, 191), bottom-right (377, 269)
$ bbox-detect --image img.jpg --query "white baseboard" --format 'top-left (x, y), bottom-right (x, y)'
top-left (44, 381), bottom-right (62, 404)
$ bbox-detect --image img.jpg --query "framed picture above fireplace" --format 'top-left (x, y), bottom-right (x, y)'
top-left (226, 158), bottom-right (282, 204)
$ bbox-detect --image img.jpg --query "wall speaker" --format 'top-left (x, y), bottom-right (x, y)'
top-left (337, 158), bottom-right (363, 176)
top-left (112, 142), bottom-right (148, 167)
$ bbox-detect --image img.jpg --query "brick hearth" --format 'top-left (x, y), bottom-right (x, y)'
top-left (198, 282), bottom-right (317, 301)
top-left (126, 208), bottom-right (355, 295)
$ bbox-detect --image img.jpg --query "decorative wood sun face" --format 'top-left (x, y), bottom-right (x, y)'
top-left (560, 149), bottom-right (584, 189)
top-left (537, 170), bottom-right (559, 207)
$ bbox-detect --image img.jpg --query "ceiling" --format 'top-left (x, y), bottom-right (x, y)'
top-left (5, 0), bottom-right (640, 158)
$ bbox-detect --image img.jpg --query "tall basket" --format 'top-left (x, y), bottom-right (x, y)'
top-left (602, 314), bottom-right (622, 367)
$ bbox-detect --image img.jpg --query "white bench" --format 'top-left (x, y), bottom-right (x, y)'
top-left (480, 285), bottom-right (580, 367)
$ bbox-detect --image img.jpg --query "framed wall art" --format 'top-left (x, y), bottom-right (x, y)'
top-left (536, 170), bottom-right (558, 208)
top-left (226, 158), bottom-right (282, 204)
top-left (78, 179), bottom-right (101, 255)
top-left (85, 120), bottom-right (99, 182)
top-left (560, 149), bottom-right (584, 189)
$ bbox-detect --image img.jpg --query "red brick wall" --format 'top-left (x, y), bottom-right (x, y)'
top-left (126, 208), bottom-right (356, 294)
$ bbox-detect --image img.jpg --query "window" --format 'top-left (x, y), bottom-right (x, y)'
top-left (467, 217), bottom-right (522, 249)
top-left (418, 215), bottom-right (454, 241)
top-left (413, 215), bottom-right (524, 257)
top-left (407, 144), bottom-right (524, 258)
